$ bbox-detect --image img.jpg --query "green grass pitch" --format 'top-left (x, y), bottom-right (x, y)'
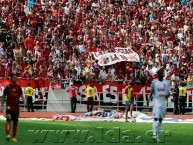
top-left (0, 121), bottom-right (193, 145)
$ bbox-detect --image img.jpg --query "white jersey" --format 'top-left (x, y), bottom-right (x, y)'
top-left (151, 79), bottom-right (170, 119)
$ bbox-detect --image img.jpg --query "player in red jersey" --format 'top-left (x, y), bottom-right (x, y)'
top-left (1, 74), bottom-right (27, 142)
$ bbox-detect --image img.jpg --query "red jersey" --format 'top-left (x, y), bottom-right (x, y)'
top-left (25, 38), bottom-right (34, 50)
top-left (67, 86), bottom-right (76, 98)
top-left (3, 84), bottom-right (22, 111)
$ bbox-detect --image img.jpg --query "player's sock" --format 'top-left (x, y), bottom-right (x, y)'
top-left (12, 124), bottom-right (18, 139)
top-left (5, 122), bottom-right (10, 136)
top-left (152, 121), bottom-right (158, 137)
top-left (156, 138), bottom-right (161, 142)
top-left (157, 122), bottom-right (162, 138)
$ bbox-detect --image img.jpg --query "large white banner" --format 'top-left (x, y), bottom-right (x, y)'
top-left (92, 47), bottom-right (140, 66)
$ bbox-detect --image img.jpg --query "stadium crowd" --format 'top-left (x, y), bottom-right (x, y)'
top-left (0, 0), bottom-right (193, 85)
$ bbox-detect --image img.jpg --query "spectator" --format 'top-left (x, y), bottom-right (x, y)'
top-left (187, 70), bottom-right (193, 86)
top-left (110, 66), bottom-right (116, 78)
top-left (24, 34), bottom-right (34, 51)
top-left (171, 71), bottom-right (180, 86)
top-left (106, 70), bottom-right (113, 81)
top-left (85, 65), bottom-right (90, 80)
top-left (139, 67), bottom-right (147, 86)
top-left (0, 64), bottom-right (5, 78)
top-left (179, 64), bottom-right (188, 80)
top-left (99, 67), bottom-right (107, 81)
top-left (151, 62), bottom-right (159, 76)
top-left (161, 49), bottom-right (169, 63)
top-left (22, 68), bottom-right (30, 79)
top-left (0, 0), bottom-right (193, 85)
top-left (93, 61), bottom-right (100, 79)
top-left (0, 43), bottom-right (5, 58)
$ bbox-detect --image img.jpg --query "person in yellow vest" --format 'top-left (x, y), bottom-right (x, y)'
top-left (85, 65), bottom-right (90, 80)
top-left (139, 67), bottom-right (147, 86)
top-left (179, 83), bottom-right (187, 115)
top-left (124, 82), bottom-right (134, 122)
top-left (25, 83), bottom-right (34, 112)
top-left (27, 64), bottom-right (33, 76)
top-left (187, 71), bottom-right (193, 86)
top-left (85, 84), bottom-right (95, 112)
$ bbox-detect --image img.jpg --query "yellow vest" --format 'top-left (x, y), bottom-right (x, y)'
top-left (85, 67), bottom-right (90, 79)
top-left (85, 87), bottom-right (94, 98)
top-left (179, 87), bottom-right (187, 97)
top-left (140, 71), bottom-right (144, 77)
top-left (25, 86), bottom-right (34, 96)
top-left (124, 88), bottom-right (131, 101)
top-left (28, 66), bottom-right (33, 75)
top-left (187, 76), bottom-right (193, 82)
top-left (187, 77), bottom-right (193, 86)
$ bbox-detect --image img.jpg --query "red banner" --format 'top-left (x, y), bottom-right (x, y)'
top-left (74, 82), bottom-right (192, 100)
top-left (73, 82), bottom-right (143, 97)
top-left (0, 79), bottom-right (50, 90)
top-left (0, 79), bottom-right (51, 105)
top-left (52, 81), bottom-right (193, 100)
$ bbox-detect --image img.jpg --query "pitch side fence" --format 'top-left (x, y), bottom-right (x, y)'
top-left (13, 91), bottom-right (193, 113)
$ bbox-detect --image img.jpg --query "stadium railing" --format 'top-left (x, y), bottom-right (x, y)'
top-left (13, 91), bottom-right (193, 114)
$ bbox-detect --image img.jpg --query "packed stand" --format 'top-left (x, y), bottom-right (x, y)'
top-left (0, 0), bottom-right (193, 85)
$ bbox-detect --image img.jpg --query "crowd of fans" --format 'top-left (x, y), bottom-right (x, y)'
top-left (0, 0), bottom-right (193, 85)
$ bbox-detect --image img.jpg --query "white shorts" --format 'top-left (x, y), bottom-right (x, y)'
top-left (152, 105), bottom-right (167, 119)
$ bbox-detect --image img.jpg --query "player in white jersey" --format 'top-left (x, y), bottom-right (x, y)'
top-left (149, 68), bottom-right (170, 142)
